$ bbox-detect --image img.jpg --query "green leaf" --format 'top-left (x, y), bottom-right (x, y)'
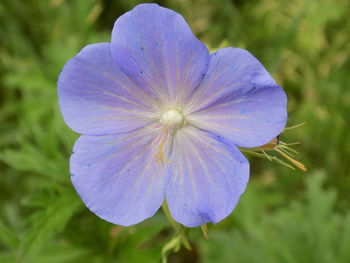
top-left (18, 190), bottom-right (81, 262)
top-left (0, 218), bottom-right (19, 250)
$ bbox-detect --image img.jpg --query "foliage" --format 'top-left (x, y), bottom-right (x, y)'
top-left (200, 172), bottom-right (350, 263)
top-left (0, 0), bottom-right (349, 262)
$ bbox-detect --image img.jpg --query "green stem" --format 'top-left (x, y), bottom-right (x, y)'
top-left (162, 202), bottom-right (191, 250)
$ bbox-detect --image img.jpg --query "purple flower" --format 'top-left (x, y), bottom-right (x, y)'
top-left (58, 4), bottom-right (287, 227)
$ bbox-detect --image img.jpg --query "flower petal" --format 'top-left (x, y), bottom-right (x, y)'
top-left (70, 127), bottom-right (169, 226)
top-left (185, 47), bottom-right (287, 148)
top-left (165, 126), bottom-right (249, 227)
top-left (111, 3), bottom-right (209, 107)
top-left (58, 43), bottom-right (159, 136)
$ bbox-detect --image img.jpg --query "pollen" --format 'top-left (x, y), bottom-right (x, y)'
top-left (161, 109), bottom-right (184, 129)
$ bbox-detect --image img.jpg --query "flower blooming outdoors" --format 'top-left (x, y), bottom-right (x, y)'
top-left (58, 4), bottom-right (287, 227)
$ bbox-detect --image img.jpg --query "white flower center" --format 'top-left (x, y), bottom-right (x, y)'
top-left (161, 109), bottom-right (184, 130)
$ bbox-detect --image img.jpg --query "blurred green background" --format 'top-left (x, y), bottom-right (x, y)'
top-left (0, 0), bottom-right (349, 262)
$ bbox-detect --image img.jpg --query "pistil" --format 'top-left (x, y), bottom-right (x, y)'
top-left (153, 109), bottom-right (185, 166)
